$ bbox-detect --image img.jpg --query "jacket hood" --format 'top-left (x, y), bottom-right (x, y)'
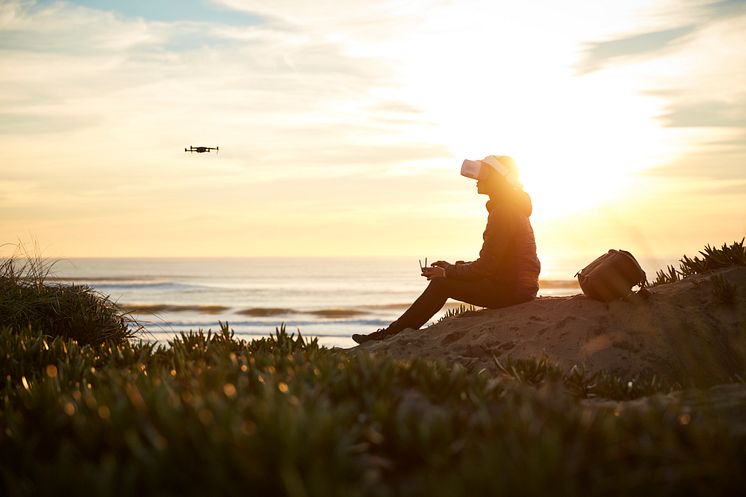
top-left (487, 189), bottom-right (533, 217)
top-left (514, 190), bottom-right (533, 216)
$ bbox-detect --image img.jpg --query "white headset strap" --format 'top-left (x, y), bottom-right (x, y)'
top-left (482, 156), bottom-right (520, 187)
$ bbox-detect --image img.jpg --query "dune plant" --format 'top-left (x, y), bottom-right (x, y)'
top-left (2, 325), bottom-right (745, 497)
top-left (652, 238), bottom-right (745, 286)
top-left (680, 238), bottom-right (746, 275)
top-left (0, 249), bottom-right (137, 345)
top-left (493, 356), bottom-right (682, 400)
top-left (653, 264), bottom-right (681, 286)
top-left (433, 304), bottom-right (478, 325)
top-left (711, 274), bottom-right (738, 306)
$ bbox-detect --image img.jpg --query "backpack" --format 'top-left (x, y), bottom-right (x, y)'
top-left (576, 249), bottom-right (647, 302)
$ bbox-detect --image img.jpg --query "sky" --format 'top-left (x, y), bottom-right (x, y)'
top-left (1, 0), bottom-right (745, 265)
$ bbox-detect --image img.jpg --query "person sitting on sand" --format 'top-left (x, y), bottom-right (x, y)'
top-left (352, 155), bottom-right (540, 344)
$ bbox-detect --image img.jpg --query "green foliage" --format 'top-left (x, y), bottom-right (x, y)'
top-left (653, 265), bottom-right (681, 286)
top-left (0, 252), bottom-right (137, 345)
top-left (494, 357), bottom-right (681, 401)
top-left (711, 274), bottom-right (738, 306)
top-left (652, 239), bottom-right (745, 286)
top-left (433, 304), bottom-right (478, 325)
top-left (680, 238), bottom-right (746, 276)
top-left (2, 326), bottom-right (745, 497)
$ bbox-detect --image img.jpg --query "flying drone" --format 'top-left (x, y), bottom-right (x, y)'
top-left (185, 146), bottom-right (219, 154)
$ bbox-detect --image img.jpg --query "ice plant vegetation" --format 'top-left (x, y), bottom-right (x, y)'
top-left (653, 239), bottom-right (745, 286)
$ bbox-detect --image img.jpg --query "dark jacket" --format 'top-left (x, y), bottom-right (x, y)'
top-left (445, 190), bottom-right (540, 297)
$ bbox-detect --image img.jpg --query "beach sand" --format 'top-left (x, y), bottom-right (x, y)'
top-left (355, 266), bottom-right (746, 383)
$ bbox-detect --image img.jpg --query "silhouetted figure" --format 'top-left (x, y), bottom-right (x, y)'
top-left (352, 155), bottom-right (540, 344)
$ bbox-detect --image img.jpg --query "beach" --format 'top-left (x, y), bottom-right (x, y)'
top-left (357, 265), bottom-right (746, 382)
top-left (48, 255), bottom-right (672, 347)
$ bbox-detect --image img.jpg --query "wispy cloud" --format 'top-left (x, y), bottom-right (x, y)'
top-left (214, 0), bottom-right (430, 27)
top-left (662, 99), bottom-right (746, 128)
top-left (704, 0), bottom-right (746, 19)
top-left (577, 0), bottom-right (746, 74)
top-left (0, 0), bottom-right (449, 254)
top-left (574, 0), bottom-right (746, 196)
top-left (0, 0), bottom-right (427, 174)
top-left (34, 0), bottom-right (261, 25)
top-left (0, 112), bottom-right (99, 134)
top-left (577, 25), bottom-right (696, 74)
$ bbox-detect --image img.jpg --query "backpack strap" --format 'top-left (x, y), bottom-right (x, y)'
top-left (617, 249), bottom-right (647, 287)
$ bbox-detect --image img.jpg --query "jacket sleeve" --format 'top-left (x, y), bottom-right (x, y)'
top-left (445, 208), bottom-right (517, 281)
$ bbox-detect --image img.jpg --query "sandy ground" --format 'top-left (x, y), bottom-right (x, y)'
top-left (354, 267), bottom-right (746, 382)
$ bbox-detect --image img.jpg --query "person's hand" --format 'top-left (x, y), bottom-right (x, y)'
top-left (421, 266), bottom-right (446, 280)
top-left (431, 260), bottom-right (452, 269)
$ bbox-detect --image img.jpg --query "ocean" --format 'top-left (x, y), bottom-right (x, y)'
top-left (45, 256), bottom-right (663, 348)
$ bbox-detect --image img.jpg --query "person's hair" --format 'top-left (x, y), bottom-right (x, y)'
top-left (494, 155), bottom-right (517, 174)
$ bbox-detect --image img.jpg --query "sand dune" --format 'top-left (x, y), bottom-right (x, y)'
top-left (355, 267), bottom-right (746, 383)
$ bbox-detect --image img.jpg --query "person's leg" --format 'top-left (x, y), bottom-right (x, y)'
top-left (352, 278), bottom-right (527, 344)
top-left (387, 277), bottom-right (516, 334)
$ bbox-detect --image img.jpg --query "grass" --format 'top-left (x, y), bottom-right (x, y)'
top-left (711, 274), bottom-right (738, 306)
top-left (653, 238), bottom-right (745, 286)
top-left (433, 304), bottom-right (478, 325)
top-left (2, 325), bottom-right (745, 497)
top-left (0, 250), bottom-right (137, 345)
top-left (493, 356), bottom-right (683, 400)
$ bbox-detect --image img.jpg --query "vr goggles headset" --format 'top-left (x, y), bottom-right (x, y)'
top-left (460, 156), bottom-right (518, 184)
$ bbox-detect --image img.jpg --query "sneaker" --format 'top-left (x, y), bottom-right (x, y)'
top-left (352, 327), bottom-right (397, 344)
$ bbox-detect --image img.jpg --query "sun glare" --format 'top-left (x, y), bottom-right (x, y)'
top-left (386, 4), bottom-right (685, 221)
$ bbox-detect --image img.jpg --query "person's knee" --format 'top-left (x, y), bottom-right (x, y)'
top-left (427, 278), bottom-right (450, 295)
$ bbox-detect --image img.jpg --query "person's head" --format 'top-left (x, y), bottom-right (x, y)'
top-left (461, 155), bottom-right (521, 197)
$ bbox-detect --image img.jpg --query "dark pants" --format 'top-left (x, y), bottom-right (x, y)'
top-left (388, 278), bottom-right (534, 334)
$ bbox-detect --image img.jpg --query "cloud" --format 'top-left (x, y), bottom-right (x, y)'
top-left (0, 0), bottom-right (448, 225)
top-left (214, 0), bottom-right (411, 25)
top-left (704, 0), bottom-right (746, 19)
top-left (640, 146), bottom-right (746, 182)
top-left (577, 25), bottom-right (695, 74)
top-left (0, 112), bottom-right (99, 134)
top-left (577, 0), bottom-right (746, 74)
top-left (0, 1), bottom-right (412, 133)
top-left (661, 99), bottom-right (746, 128)
top-left (575, 0), bottom-right (746, 197)
top-left (696, 181), bottom-right (746, 195)
top-left (212, 0), bottom-right (445, 46)
top-left (31, 0), bottom-right (261, 25)
top-left (1, 1), bottom-right (161, 53)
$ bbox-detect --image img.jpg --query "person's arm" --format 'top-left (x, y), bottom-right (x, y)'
top-left (421, 260), bottom-right (454, 280)
top-left (445, 209), bottom-right (517, 280)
